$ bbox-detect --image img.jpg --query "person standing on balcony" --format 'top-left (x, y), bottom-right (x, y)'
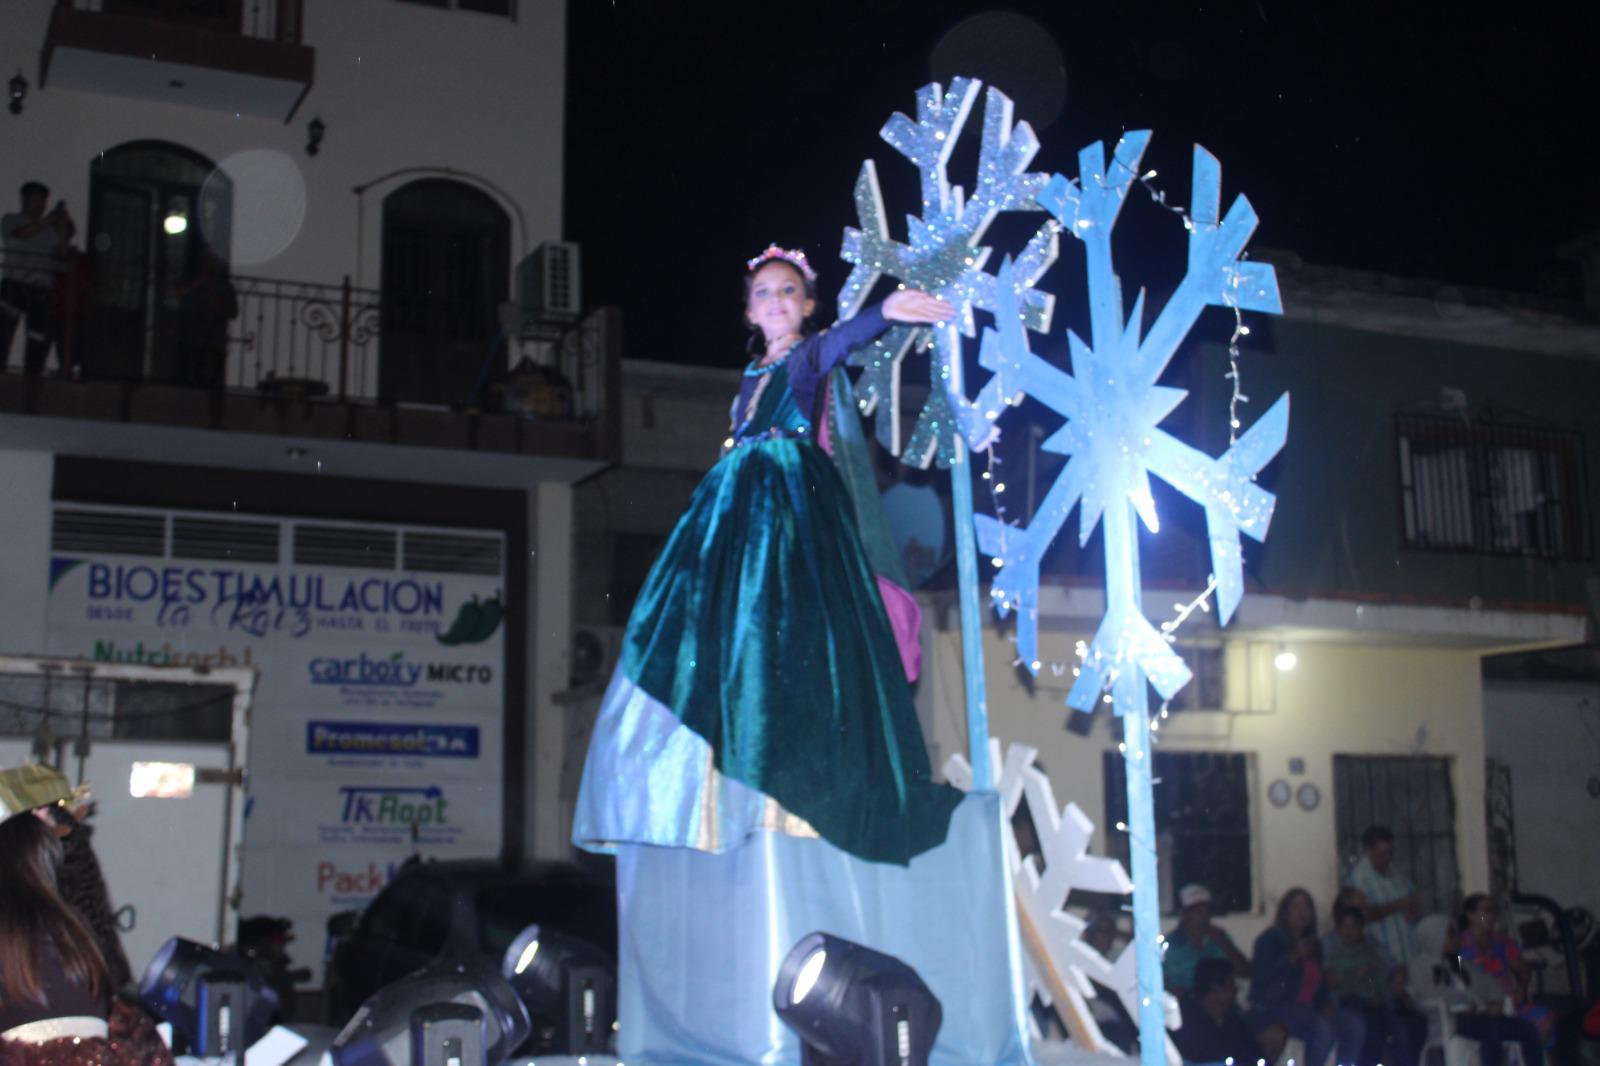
top-left (175, 252), bottom-right (238, 390)
top-left (1, 181), bottom-right (74, 376)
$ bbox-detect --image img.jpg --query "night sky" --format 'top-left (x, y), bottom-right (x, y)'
top-left (565, 2), bottom-right (1599, 366)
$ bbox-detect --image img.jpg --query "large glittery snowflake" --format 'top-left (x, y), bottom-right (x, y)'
top-left (838, 78), bottom-right (1059, 468)
top-left (973, 131), bottom-right (1288, 712)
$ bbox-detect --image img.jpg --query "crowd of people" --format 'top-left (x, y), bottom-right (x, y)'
top-left (1165, 826), bottom-right (1568, 1066)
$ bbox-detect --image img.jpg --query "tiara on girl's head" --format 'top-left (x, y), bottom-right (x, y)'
top-left (745, 244), bottom-right (817, 283)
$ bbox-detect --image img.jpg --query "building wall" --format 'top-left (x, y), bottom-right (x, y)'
top-left (0, 447), bottom-right (53, 657)
top-left (918, 614), bottom-right (1492, 946)
top-left (1483, 678), bottom-right (1600, 918)
top-left (1, 0), bottom-right (566, 290)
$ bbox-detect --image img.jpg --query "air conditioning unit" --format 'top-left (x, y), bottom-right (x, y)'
top-left (518, 241), bottom-right (581, 327)
top-left (570, 624), bottom-right (624, 687)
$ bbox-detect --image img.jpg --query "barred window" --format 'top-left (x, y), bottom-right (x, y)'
top-left (1396, 415), bottom-right (1586, 560)
top-left (1333, 755), bottom-right (1459, 914)
top-left (1104, 750), bottom-right (1251, 915)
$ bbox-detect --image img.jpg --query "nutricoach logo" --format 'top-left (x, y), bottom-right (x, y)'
top-left (93, 639), bottom-right (254, 668)
top-left (339, 785), bottom-right (448, 825)
top-left (308, 652), bottom-right (492, 687)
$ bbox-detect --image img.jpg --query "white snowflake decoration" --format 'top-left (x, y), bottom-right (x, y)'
top-left (946, 741), bottom-right (1180, 1061)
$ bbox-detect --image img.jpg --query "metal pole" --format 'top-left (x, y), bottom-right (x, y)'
top-left (939, 317), bottom-right (991, 791)
top-left (1106, 500), bottom-right (1167, 1066)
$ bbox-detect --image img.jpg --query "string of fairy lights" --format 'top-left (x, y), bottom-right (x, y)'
top-left (964, 157), bottom-right (1268, 741)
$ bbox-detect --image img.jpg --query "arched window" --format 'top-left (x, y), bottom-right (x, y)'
top-left (379, 179), bottom-right (510, 407)
top-left (87, 141), bottom-right (231, 381)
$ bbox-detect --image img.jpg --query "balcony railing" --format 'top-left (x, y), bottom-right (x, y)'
top-left (58, 0), bottom-right (304, 44)
top-left (2, 249), bottom-right (620, 459)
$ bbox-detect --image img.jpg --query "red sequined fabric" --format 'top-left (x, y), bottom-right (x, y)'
top-left (0, 1001), bottom-right (173, 1066)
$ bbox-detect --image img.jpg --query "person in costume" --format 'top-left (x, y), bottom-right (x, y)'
top-left (573, 246), bottom-right (964, 865)
top-left (0, 763), bottom-right (173, 1064)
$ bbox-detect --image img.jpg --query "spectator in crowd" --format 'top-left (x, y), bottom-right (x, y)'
top-left (1164, 883), bottom-right (1251, 995)
top-left (1081, 908), bottom-right (1138, 1053)
top-left (1457, 894), bottom-right (1555, 1047)
top-left (1407, 913), bottom-right (1542, 1066)
top-left (1, 181), bottom-right (74, 376)
top-left (37, 802), bottom-right (132, 990)
top-left (1324, 905), bottom-right (1426, 1066)
top-left (1175, 956), bottom-right (1286, 1066)
top-left (0, 810), bottom-right (109, 1035)
top-left (174, 251), bottom-right (238, 390)
top-left (0, 764), bottom-right (170, 1063)
top-left (1347, 826), bottom-right (1420, 963)
top-left (1249, 888), bottom-right (1366, 1066)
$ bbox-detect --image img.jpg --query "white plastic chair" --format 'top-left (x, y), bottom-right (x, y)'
top-left (1423, 1001), bottom-right (1524, 1066)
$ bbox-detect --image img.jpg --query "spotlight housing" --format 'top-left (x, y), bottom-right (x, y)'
top-left (500, 924), bottom-right (616, 1054)
top-left (330, 956), bottom-right (529, 1066)
top-left (772, 931), bottom-right (942, 1066)
top-left (137, 936), bottom-right (278, 1056)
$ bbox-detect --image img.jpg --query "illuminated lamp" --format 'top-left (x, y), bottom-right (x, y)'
top-left (500, 924), bottom-right (616, 1054)
top-left (772, 931), bottom-right (942, 1066)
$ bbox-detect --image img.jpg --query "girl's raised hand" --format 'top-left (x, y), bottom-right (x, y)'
top-left (883, 289), bottom-right (956, 324)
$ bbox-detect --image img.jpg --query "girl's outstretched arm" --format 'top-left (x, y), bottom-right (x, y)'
top-left (815, 290), bottom-right (955, 374)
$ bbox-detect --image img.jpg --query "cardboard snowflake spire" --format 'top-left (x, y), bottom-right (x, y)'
top-left (838, 78), bottom-right (1058, 467)
top-left (973, 130), bottom-right (1288, 1066)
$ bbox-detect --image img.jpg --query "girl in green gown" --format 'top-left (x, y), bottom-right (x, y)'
top-left (573, 247), bottom-right (963, 865)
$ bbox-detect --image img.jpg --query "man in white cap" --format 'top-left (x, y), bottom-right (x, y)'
top-left (1163, 882), bottom-right (1251, 993)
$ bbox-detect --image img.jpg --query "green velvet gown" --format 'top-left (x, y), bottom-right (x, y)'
top-left (572, 307), bottom-right (961, 865)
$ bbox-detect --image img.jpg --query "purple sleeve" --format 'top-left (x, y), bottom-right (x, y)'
top-left (785, 303), bottom-right (891, 421)
top-left (816, 303), bottom-right (890, 374)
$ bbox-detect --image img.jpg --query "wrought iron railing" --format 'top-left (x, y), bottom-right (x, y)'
top-left (229, 274), bottom-right (381, 399)
top-left (57, 0), bottom-right (304, 45)
top-left (3, 248), bottom-right (615, 425)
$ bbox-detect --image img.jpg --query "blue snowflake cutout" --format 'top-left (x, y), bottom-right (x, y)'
top-left (839, 78), bottom-right (1058, 468)
top-left (973, 132), bottom-right (1288, 712)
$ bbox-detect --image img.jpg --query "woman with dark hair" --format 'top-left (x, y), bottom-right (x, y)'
top-left (1249, 888), bottom-right (1366, 1066)
top-left (573, 246), bottom-right (963, 865)
top-left (0, 765), bottom-right (171, 1065)
top-left (0, 811), bottom-right (110, 1038)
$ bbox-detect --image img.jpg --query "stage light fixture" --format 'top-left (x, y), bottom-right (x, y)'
top-left (8, 71), bottom-right (25, 115)
top-left (137, 936), bottom-right (278, 1057)
top-left (306, 115), bottom-right (326, 156)
top-left (330, 956), bottom-right (530, 1066)
top-left (772, 931), bottom-right (943, 1066)
top-left (500, 924), bottom-right (616, 1054)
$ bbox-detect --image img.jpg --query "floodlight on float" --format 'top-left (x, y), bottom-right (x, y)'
top-left (329, 957), bottom-right (530, 1066)
top-left (137, 936), bottom-right (278, 1058)
top-left (500, 924), bottom-right (616, 1054)
top-left (772, 931), bottom-right (942, 1066)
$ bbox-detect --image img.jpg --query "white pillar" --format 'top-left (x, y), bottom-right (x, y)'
top-left (525, 479), bottom-right (575, 860)
top-left (0, 449), bottom-right (54, 658)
